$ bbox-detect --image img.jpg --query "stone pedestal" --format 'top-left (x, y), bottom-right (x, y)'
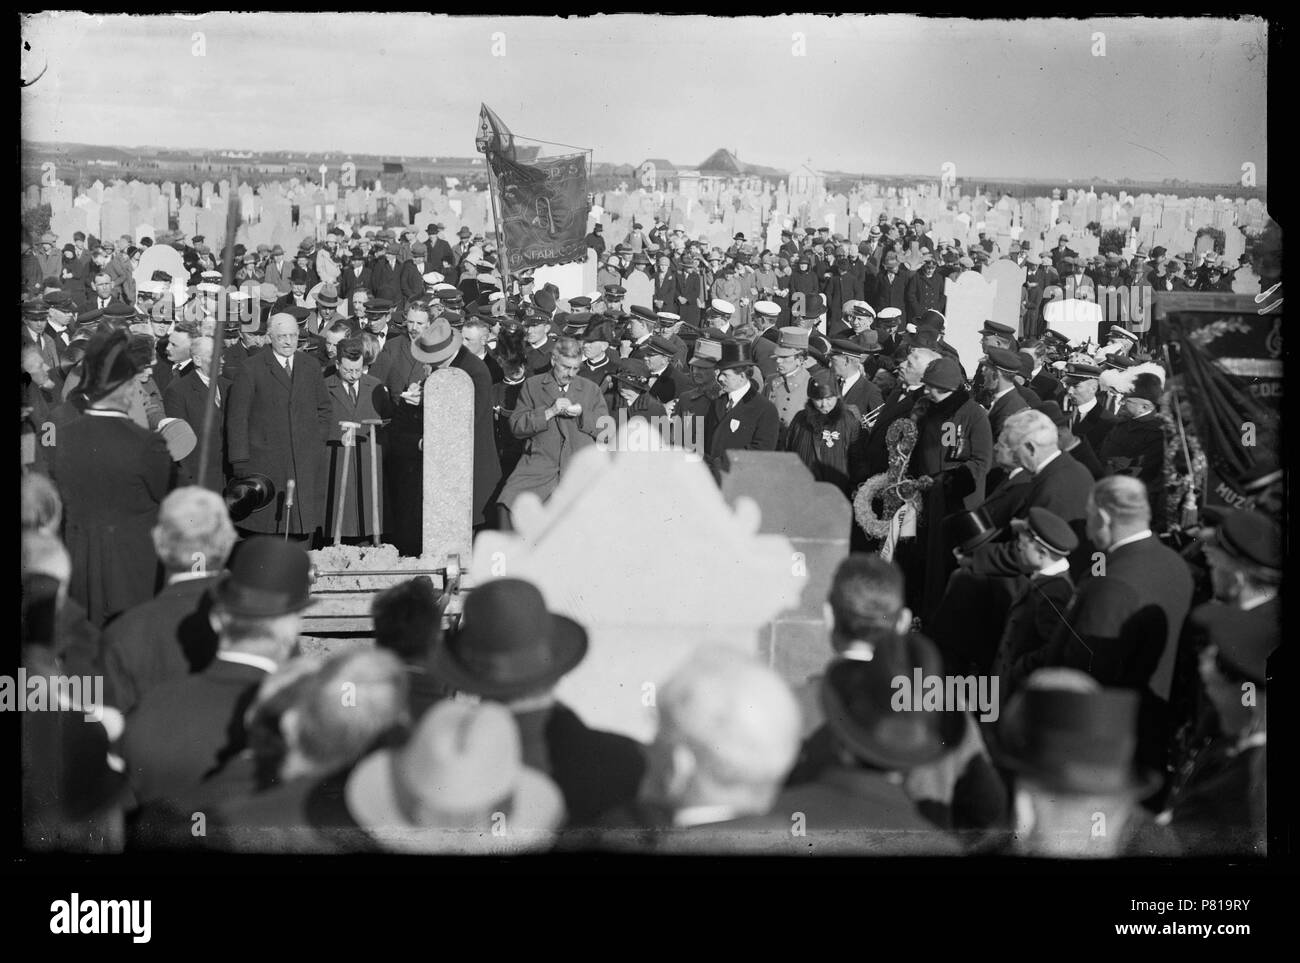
top-left (471, 446), bottom-right (803, 743)
top-left (422, 366), bottom-right (474, 565)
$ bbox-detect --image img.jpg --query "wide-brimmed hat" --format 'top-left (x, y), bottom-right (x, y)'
top-left (613, 358), bottom-right (652, 392)
top-left (223, 472), bottom-right (277, 522)
top-left (410, 318), bottom-right (462, 365)
top-left (988, 684), bottom-right (1162, 798)
top-left (431, 579), bottom-right (588, 700)
top-left (211, 536), bottom-right (314, 617)
top-left (819, 635), bottom-right (966, 772)
top-left (344, 700), bottom-right (564, 854)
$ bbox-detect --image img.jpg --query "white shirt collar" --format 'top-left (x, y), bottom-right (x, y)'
top-left (216, 650), bottom-right (278, 675)
top-left (673, 805), bottom-right (742, 829)
top-left (1035, 557), bottom-right (1070, 578)
top-left (84, 408), bottom-right (131, 419)
top-left (727, 385), bottom-right (748, 407)
top-left (1032, 449), bottom-right (1062, 473)
top-left (1074, 397), bottom-right (1097, 418)
top-left (841, 371), bottom-right (861, 393)
top-left (1108, 530), bottom-right (1153, 553)
top-left (992, 384), bottom-right (1016, 403)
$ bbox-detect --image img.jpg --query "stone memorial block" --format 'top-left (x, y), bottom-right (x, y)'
top-left (196, 207), bottom-right (225, 246)
top-left (984, 259), bottom-right (1026, 332)
top-left (178, 203), bottom-right (199, 239)
top-left (1194, 233), bottom-right (1216, 261)
top-left (101, 197), bottom-right (132, 244)
top-left (422, 367), bottom-right (475, 566)
top-left (25, 184), bottom-right (41, 210)
top-left (1043, 298), bottom-right (1103, 345)
top-left (471, 443), bottom-right (802, 743)
top-left (848, 214), bottom-right (863, 245)
top-left (1223, 226), bottom-right (1246, 265)
top-left (134, 244), bottom-right (187, 293)
top-left (1075, 234), bottom-right (1099, 258)
top-left (49, 208), bottom-right (86, 248)
top-left (89, 180), bottom-right (105, 202)
top-left (73, 195), bottom-right (102, 238)
top-left (944, 271), bottom-right (998, 368)
top-left (721, 452), bottom-right (849, 684)
top-left (201, 181), bottom-right (215, 206)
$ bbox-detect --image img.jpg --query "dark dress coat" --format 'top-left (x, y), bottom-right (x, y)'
top-left (121, 657), bottom-right (270, 808)
top-left (323, 372), bottom-right (385, 541)
top-left (784, 402), bottom-right (866, 497)
top-left (225, 348), bottom-right (333, 536)
top-left (52, 411), bottom-right (174, 626)
top-left (703, 384), bottom-right (781, 477)
top-left (102, 574), bottom-right (222, 716)
top-left (991, 570), bottom-right (1075, 696)
top-left (163, 369), bottom-right (231, 493)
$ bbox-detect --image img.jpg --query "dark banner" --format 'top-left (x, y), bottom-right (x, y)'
top-left (1156, 294), bottom-right (1282, 513)
top-left (491, 150), bottom-right (590, 272)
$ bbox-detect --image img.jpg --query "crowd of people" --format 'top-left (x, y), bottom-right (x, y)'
top-left (19, 209), bottom-right (1279, 856)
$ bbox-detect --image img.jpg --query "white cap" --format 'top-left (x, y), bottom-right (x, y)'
top-left (432, 283), bottom-right (457, 293)
top-left (138, 279), bottom-right (169, 296)
top-left (227, 290), bottom-right (252, 302)
top-left (877, 307), bottom-right (903, 320)
top-left (422, 271), bottom-right (445, 285)
top-left (656, 312), bottom-right (681, 323)
top-left (487, 291), bottom-right (505, 304)
top-left (710, 298), bottom-right (736, 315)
top-left (841, 299), bottom-right (863, 316)
top-left (200, 270), bottom-right (222, 280)
top-left (196, 282), bottom-right (223, 294)
top-left (753, 301), bottom-right (780, 317)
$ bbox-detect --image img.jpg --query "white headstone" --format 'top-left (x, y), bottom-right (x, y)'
top-left (944, 271), bottom-right (998, 370)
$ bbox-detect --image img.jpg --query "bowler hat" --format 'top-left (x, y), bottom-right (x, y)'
top-left (432, 578), bottom-right (588, 699)
top-left (990, 685), bottom-right (1161, 798)
top-left (943, 507), bottom-right (1000, 554)
top-left (212, 536), bottom-right (314, 617)
top-left (820, 637), bottom-right (966, 771)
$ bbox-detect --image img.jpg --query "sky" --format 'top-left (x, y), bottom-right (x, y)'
top-left (21, 13), bottom-right (1268, 184)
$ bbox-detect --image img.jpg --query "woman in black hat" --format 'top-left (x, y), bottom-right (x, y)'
top-left (783, 370), bottom-right (864, 498)
top-left (612, 358), bottom-right (667, 421)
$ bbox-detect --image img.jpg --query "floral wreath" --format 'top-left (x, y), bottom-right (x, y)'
top-left (853, 417), bottom-right (932, 541)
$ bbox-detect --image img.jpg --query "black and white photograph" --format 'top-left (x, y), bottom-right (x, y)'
top-left (13, 10), bottom-right (1283, 937)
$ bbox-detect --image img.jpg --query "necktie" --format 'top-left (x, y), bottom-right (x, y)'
top-left (284, 356), bottom-right (293, 376)
top-left (349, 382), bottom-right (357, 405)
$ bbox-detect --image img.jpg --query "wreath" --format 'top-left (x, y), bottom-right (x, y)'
top-left (853, 417), bottom-right (933, 541)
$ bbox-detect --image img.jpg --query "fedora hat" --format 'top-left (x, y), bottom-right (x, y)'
top-left (431, 579), bottom-right (588, 700)
top-left (715, 339), bottom-right (756, 371)
top-left (212, 536), bottom-right (314, 618)
top-left (344, 700), bottom-right (563, 854)
top-left (410, 318), bottom-right (462, 365)
top-left (223, 472), bottom-right (277, 523)
top-left (820, 636), bottom-right (966, 772)
top-left (943, 507), bottom-right (999, 555)
top-left (989, 684), bottom-right (1162, 798)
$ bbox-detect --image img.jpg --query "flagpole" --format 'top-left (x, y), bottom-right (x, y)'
top-left (486, 157), bottom-right (512, 297)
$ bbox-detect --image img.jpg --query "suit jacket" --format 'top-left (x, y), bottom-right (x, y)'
top-left (904, 269), bottom-right (947, 325)
top-left (398, 259), bottom-right (427, 304)
top-left (993, 570), bottom-right (1075, 696)
top-left (840, 372), bottom-right (884, 425)
top-left (368, 257), bottom-right (403, 308)
top-left (323, 373), bottom-right (385, 539)
top-left (703, 384), bottom-right (780, 476)
top-left (652, 270), bottom-right (679, 311)
top-left (337, 263), bottom-right (373, 302)
top-left (426, 237), bottom-right (456, 277)
top-left (987, 387), bottom-right (1029, 442)
top-left (497, 371), bottom-right (609, 508)
top-left (102, 574), bottom-right (222, 716)
top-left (263, 258), bottom-right (293, 295)
top-left (514, 702), bottom-right (646, 827)
top-left (52, 411), bottom-right (173, 626)
top-left (163, 369), bottom-right (230, 492)
top-left (970, 450), bottom-right (1095, 578)
top-left (1032, 535), bottom-right (1193, 702)
top-left (872, 269), bottom-right (909, 314)
top-left (863, 384), bottom-right (924, 478)
top-left (122, 657), bottom-right (270, 808)
top-left (1071, 400), bottom-right (1114, 453)
top-left (980, 468), bottom-right (1034, 530)
top-left (226, 348), bottom-right (333, 535)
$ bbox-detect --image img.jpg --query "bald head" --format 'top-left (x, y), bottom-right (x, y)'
top-left (642, 646), bottom-right (801, 818)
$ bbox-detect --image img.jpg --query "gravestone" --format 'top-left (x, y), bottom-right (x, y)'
top-left (422, 367), bottom-right (474, 566)
top-left (73, 195), bottom-right (102, 238)
top-left (49, 208), bottom-right (87, 248)
top-left (178, 203), bottom-right (199, 239)
top-left (1223, 227), bottom-right (1246, 265)
top-left (1194, 233), bottom-right (1216, 262)
top-left (984, 259), bottom-right (1026, 331)
top-left (471, 443), bottom-right (803, 743)
top-left (944, 271), bottom-right (998, 369)
top-left (101, 196), bottom-right (132, 244)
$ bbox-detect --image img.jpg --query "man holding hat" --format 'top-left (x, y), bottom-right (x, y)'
top-left (1097, 369), bottom-right (1165, 513)
top-left (51, 328), bottom-right (177, 626)
top-left (121, 537), bottom-right (314, 810)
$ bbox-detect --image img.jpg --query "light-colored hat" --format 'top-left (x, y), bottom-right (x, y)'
top-left (655, 312), bottom-right (681, 325)
top-left (876, 307), bottom-right (903, 321)
top-left (753, 300), bottom-right (781, 318)
top-left (773, 326), bottom-right (811, 357)
top-left (422, 272), bottom-right (445, 285)
top-left (710, 298), bottom-right (736, 315)
top-left (344, 701), bottom-right (563, 854)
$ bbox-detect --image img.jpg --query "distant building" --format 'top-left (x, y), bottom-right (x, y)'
top-left (788, 163), bottom-right (825, 196)
top-left (638, 159), bottom-right (677, 191)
